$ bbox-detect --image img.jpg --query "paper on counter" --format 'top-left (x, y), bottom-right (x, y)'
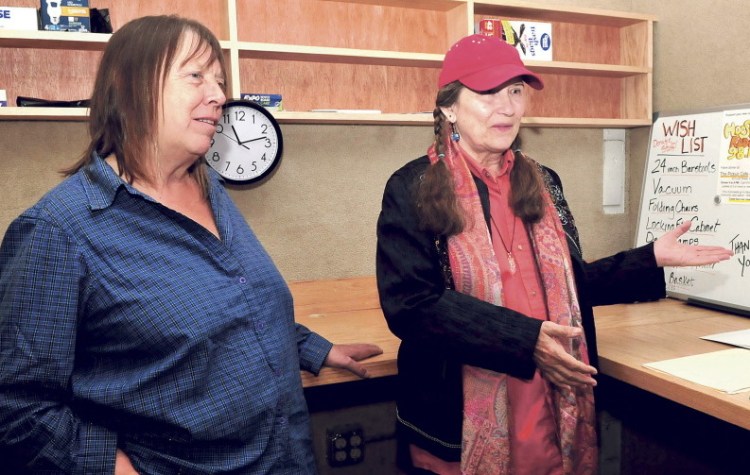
top-left (701, 328), bottom-right (750, 349)
top-left (643, 348), bottom-right (750, 394)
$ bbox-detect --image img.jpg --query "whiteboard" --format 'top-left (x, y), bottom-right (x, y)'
top-left (636, 105), bottom-right (750, 315)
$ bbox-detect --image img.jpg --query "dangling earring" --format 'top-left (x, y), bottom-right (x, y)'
top-left (450, 122), bottom-right (460, 142)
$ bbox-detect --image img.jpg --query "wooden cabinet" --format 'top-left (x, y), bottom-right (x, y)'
top-left (0, 0), bottom-right (654, 127)
top-left (473, 2), bottom-right (655, 127)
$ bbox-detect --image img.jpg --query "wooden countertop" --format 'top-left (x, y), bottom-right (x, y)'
top-left (594, 298), bottom-right (750, 430)
top-left (291, 277), bottom-right (750, 429)
top-left (290, 276), bottom-right (399, 388)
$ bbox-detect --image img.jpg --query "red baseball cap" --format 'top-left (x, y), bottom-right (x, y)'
top-left (438, 34), bottom-right (544, 91)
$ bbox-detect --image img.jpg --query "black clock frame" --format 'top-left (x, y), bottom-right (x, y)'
top-left (206, 98), bottom-right (284, 185)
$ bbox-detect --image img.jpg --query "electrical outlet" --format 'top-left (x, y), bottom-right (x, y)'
top-left (327, 424), bottom-right (365, 467)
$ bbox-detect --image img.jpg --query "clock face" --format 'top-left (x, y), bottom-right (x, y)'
top-left (206, 99), bottom-right (283, 183)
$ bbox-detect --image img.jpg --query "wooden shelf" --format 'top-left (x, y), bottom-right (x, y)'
top-left (0, 29), bottom-right (110, 50)
top-left (320, 0), bottom-right (467, 11)
top-left (0, 107), bottom-right (652, 129)
top-left (528, 61), bottom-right (648, 77)
top-left (0, 0), bottom-right (654, 127)
top-left (0, 107), bottom-right (89, 121)
top-left (474, 1), bottom-right (656, 27)
top-left (0, 29), bottom-right (237, 51)
top-left (237, 42), bottom-right (444, 67)
top-left (276, 111), bottom-right (433, 125)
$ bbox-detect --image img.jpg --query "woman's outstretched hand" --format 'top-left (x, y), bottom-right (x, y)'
top-left (533, 321), bottom-right (597, 390)
top-left (653, 221), bottom-right (733, 267)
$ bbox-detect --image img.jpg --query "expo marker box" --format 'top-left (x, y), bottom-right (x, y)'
top-left (241, 93), bottom-right (283, 112)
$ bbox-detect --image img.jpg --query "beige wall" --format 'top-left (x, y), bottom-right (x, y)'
top-left (3, 0), bottom-right (750, 281)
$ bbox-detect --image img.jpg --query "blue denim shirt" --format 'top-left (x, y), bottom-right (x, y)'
top-left (0, 155), bottom-right (331, 474)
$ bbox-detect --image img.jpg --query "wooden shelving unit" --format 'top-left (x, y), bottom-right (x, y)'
top-left (0, 0), bottom-right (654, 127)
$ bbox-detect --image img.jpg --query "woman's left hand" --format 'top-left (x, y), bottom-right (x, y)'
top-left (323, 343), bottom-right (383, 378)
top-left (653, 221), bottom-right (734, 267)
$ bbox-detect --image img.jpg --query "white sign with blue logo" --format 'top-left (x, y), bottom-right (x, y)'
top-left (512, 21), bottom-right (553, 61)
top-left (0, 7), bottom-right (39, 31)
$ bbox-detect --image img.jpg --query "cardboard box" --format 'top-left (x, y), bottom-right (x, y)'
top-left (241, 93), bottom-right (283, 112)
top-left (40, 0), bottom-right (90, 32)
top-left (478, 19), bottom-right (553, 61)
top-left (0, 6), bottom-right (38, 30)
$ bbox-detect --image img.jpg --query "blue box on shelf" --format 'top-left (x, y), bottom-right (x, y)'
top-left (241, 93), bottom-right (283, 112)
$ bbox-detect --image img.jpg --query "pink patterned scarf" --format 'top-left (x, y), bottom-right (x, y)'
top-left (427, 139), bottom-right (597, 475)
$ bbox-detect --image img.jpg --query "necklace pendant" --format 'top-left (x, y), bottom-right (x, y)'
top-left (507, 252), bottom-right (517, 274)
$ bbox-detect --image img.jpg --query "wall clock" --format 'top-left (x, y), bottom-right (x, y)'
top-left (206, 99), bottom-right (283, 183)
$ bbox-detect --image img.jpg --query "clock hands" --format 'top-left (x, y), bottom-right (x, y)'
top-left (219, 129), bottom-right (250, 149)
top-left (227, 125), bottom-right (267, 147)
top-left (231, 125), bottom-right (243, 144)
top-left (239, 136), bottom-right (268, 145)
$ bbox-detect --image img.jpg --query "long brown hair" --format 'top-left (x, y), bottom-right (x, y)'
top-left (63, 15), bottom-right (227, 196)
top-left (415, 81), bottom-right (546, 235)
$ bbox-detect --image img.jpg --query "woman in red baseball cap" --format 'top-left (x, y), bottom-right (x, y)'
top-left (376, 34), bottom-right (732, 475)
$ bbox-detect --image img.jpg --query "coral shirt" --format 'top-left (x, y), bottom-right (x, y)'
top-left (410, 154), bottom-right (565, 475)
top-left (466, 154), bottom-right (563, 475)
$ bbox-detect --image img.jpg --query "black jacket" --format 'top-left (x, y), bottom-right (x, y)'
top-left (375, 155), bottom-right (666, 461)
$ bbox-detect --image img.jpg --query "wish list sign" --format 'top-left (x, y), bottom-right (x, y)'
top-left (636, 106), bottom-right (750, 315)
